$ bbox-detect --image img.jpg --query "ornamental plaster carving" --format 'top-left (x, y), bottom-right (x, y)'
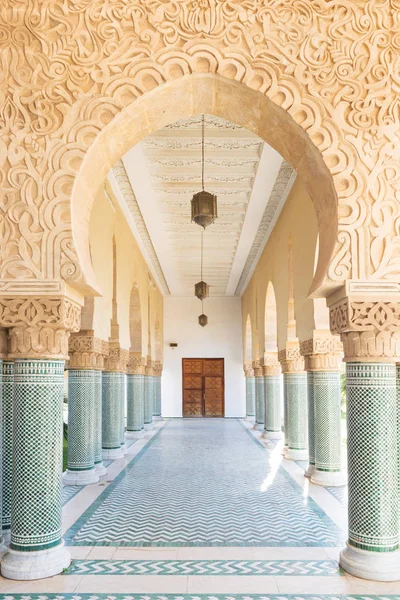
top-left (252, 359), bottom-right (262, 377)
top-left (112, 161), bottom-right (170, 295)
top-left (127, 352), bottom-right (146, 375)
top-left (0, 1), bottom-right (399, 296)
top-left (0, 297), bottom-right (81, 360)
top-left (329, 296), bottom-right (400, 362)
top-left (235, 161), bottom-right (296, 295)
top-left (145, 355), bottom-right (154, 377)
top-left (69, 331), bottom-right (108, 370)
top-left (243, 360), bottom-right (254, 377)
top-left (278, 347), bottom-right (305, 374)
top-left (104, 344), bottom-right (129, 373)
top-left (153, 361), bottom-right (163, 376)
top-left (300, 334), bottom-right (343, 372)
top-left (261, 352), bottom-right (281, 377)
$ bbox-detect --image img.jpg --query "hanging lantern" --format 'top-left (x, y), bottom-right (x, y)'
top-left (195, 280), bottom-right (209, 300)
top-left (198, 314), bottom-right (208, 327)
top-left (191, 191), bottom-right (218, 229)
top-left (191, 114), bottom-right (218, 229)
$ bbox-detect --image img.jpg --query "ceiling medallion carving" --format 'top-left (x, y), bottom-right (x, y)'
top-left (111, 161), bottom-right (171, 296)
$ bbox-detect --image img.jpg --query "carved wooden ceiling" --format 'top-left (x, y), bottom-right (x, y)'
top-left (108, 115), bottom-right (295, 297)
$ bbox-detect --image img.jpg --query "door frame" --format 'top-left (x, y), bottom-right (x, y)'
top-left (181, 358), bottom-right (225, 418)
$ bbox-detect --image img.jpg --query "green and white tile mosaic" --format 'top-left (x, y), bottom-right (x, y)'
top-left (254, 376), bottom-right (264, 429)
top-left (313, 371), bottom-right (342, 473)
top-left (264, 375), bottom-right (281, 434)
top-left (102, 372), bottom-right (125, 452)
top-left (127, 374), bottom-right (144, 432)
top-left (306, 371), bottom-right (315, 470)
top-left (1, 360), bottom-right (12, 537)
top-left (285, 373), bottom-right (308, 455)
top-left (0, 594), bottom-right (399, 600)
top-left (93, 371), bottom-right (103, 466)
top-left (144, 375), bottom-right (153, 426)
top-left (246, 376), bottom-right (255, 419)
top-left (66, 370), bottom-right (96, 473)
top-left (65, 558), bottom-right (342, 576)
top-left (11, 359), bottom-right (65, 552)
top-left (153, 375), bottom-right (162, 417)
top-left (346, 362), bottom-right (398, 553)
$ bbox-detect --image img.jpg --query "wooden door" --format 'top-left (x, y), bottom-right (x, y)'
top-left (182, 358), bottom-right (224, 417)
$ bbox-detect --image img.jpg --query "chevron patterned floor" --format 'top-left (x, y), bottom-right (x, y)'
top-left (64, 419), bottom-right (344, 547)
top-left (0, 595), bottom-right (399, 600)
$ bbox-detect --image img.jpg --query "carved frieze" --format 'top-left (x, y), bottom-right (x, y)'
top-left (104, 344), bottom-right (129, 373)
top-left (329, 296), bottom-right (400, 362)
top-left (278, 346), bottom-right (305, 374)
top-left (260, 352), bottom-right (281, 377)
top-left (300, 334), bottom-right (343, 372)
top-left (69, 331), bottom-right (108, 370)
top-left (153, 361), bottom-right (163, 376)
top-left (127, 352), bottom-right (146, 375)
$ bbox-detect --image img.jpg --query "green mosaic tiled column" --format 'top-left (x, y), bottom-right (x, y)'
top-left (153, 375), bottom-right (162, 420)
top-left (253, 375), bottom-right (264, 431)
top-left (305, 371), bottom-right (315, 477)
top-left (127, 374), bottom-right (145, 438)
top-left (102, 371), bottom-right (125, 459)
top-left (0, 358), bottom-right (5, 556)
top-left (283, 374), bottom-right (289, 449)
top-left (2, 360), bottom-right (13, 544)
top-left (120, 373), bottom-right (127, 454)
top-left (63, 370), bottom-right (99, 486)
top-left (1, 359), bottom-right (70, 579)
top-left (245, 376), bottom-right (255, 421)
top-left (311, 371), bottom-right (346, 487)
top-left (144, 374), bottom-right (154, 430)
top-left (93, 370), bottom-right (106, 476)
top-left (340, 362), bottom-right (399, 580)
top-left (285, 372), bottom-right (308, 460)
top-left (263, 375), bottom-right (283, 440)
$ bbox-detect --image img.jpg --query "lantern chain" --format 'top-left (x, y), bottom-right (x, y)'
top-left (201, 113), bottom-right (205, 191)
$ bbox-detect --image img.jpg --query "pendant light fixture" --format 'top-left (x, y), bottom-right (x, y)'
top-left (195, 229), bottom-right (209, 301)
top-left (191, 114), bottom-right (218, 229)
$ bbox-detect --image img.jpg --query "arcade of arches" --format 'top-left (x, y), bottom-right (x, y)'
top-left (0, 1), bottom-right (400, 596)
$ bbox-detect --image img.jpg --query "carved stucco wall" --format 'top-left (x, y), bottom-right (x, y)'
top-left (0, 1), bottom-right (398, 302)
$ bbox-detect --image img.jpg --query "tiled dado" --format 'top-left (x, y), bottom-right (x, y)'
top-left (65, 558), bottom-right (342, 576)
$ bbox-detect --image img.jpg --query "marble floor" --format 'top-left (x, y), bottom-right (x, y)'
top-left (1, 418), bottom-right (400, 599)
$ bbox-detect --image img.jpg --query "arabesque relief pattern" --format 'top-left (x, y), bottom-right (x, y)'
top-left (0, 1), bottom-right (399, 293)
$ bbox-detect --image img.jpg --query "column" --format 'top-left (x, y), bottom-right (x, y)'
top-left (329, 294), bottom-right (400, 581)
top-left (0, 354), bottom-right (5, 557)
top-left (252, 361), bottom-right (264, 431)
top-left (144, 358), bottom-right (154, 430)
top-left (279, 349), bottom-right (308, 460)
top-left (120, 373), bottom-right (127, 454)
top-left (93, 370), bottom-right (106, 476)
top-left (1, 296), bottom-right (80, 580)
top-left (126, 354), bottom-right (145, 438)
top-left (305, 371), bottom-right (315, 477)
top-left (102, 345), bottom-right (128, 459)
top-left (244, 362), bottom-right (255, 422)
top-left (261, 357), bottom-right (282, 441)
top-left (62, 369), bottom-right (98, 485)
top-left (2, 360), bottom-right (13, 544)
top-left (153, 361), bottom-right (163, 421)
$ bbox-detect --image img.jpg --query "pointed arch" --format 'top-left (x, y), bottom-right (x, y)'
top-left (129, 283), bottom-right (142, 353)
top-left (154, 319), bottom-right (162, 362)
top-left (264, 282), bottom-right (278, 353)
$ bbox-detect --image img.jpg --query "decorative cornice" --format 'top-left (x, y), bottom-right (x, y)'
top-left (235, 162), bottom-right (296, 295)
top-left (112, 160), bottom-right (170, 296)
top-left (300, 333), bottom-right (343, 372)
top-left (329, 295), bottom-right (400, 362)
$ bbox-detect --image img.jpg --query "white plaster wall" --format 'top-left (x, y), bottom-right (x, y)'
top-left (162, 297), bottom-right (245, 417)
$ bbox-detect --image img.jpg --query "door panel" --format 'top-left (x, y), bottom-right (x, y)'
top-left (182, 358), bottom-right (224, 417)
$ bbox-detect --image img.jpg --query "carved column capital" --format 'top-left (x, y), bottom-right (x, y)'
top-left (68, 330), bottom-right (108, 370)
top-left (252, 360), bottom-right (262, 377)
top-left (0, 296), bottom-right (81, 360)
top-left (153, 361), bottom-right (163, 376)
top-left (104, 343), bottom-right (129, 373)
top-left (127, 352), bottom-right (146, 375)
top-left (243, 361), bottom-right (254, 377)
top-left (278, 344), bottom-right (305, 374)
top-left (329, 294), bottom-right (400, 362)
top-left (145, 355), bottom-right (154, 376)
top-left (300, 332), bottom-right (343, 371)
top-left (260, 352), bottom-right (281, 377)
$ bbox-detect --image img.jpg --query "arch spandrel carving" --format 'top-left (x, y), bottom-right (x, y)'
top-left (0, 1), bottom-right (399, 298)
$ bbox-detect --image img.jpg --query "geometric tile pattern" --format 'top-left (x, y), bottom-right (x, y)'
top-left (144, 375), bottom-right (153, 425)
top-left (67, 370), bottom-right (95, 471)
top-left (264, 375), bottom-right (281, 433)
top-left (93, 371), bottom-right (103, 465)
top-left (127, 374), bottom-right (144, 432)
top-left (326, 485), bottom-right (348, 507)
top-left (11, 360), bottom-right (65, 551)
top-left (346, 362), bottom-right (399, 552)
top-left (285, 373), bottom-right (308, 452)
top-left (64, 419), bottom-right (344, 547)
top-left (0, 595), bottom-right (398, 600)
top-left (1, 360), bottom-right (13, 535)
top-left (102, 372), bottom-right (125, 451)
top-left (62, 485), bottom-right (82, 506)
top-left (254, 376), bottom-right (264, 427)
top-left (313, 371), bottom-right (341, 472)
top-left (245, 376), bottom-right (255, 419)
top-left (153, 375), bottom-right (161, 418)
top-left (65, 558), bottom-right (342, 576)
top-left (306, 371), bottom-right (315, 467)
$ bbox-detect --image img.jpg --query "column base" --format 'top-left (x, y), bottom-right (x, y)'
top-left (3, 530), bottom-right (11, 546)
top-left (282, 444), bottom-right (288, 456)
top-left (102, 447), bottom-right (124, 459)
top-left (62, 468), bottom-right (99, 486)
top-left (265, 430), bottom-right (283, 440)
top-left (0, 540), bottom-right (8, 560)
top-left (126, 429), bottom-right (145, 439)
top-left (304, 464), bottom-right (315, 478)
top-left (95, 462), bottom-right (107, 477)
top-left (1, 541), bottom-right (70, 581)
top-left (153, 415), bottom-right (163, 421)
top-left (253, 422), bottom-right (264, 431)
top-left (245, 415), bottom-right (255, 423)
top-left (285, 448), bottom-right (308, 461)
top-left (144, 422), bottom-right (154, 430)
top-left (311, 469), bottom-right (347, 487)
top-left (340, 544), bottom-right (400, 582)
top-left (121, 443), bottom-right (128, 455)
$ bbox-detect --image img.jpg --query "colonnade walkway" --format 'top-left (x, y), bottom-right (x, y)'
top-left (1, 419), bottom-right (400, 598)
